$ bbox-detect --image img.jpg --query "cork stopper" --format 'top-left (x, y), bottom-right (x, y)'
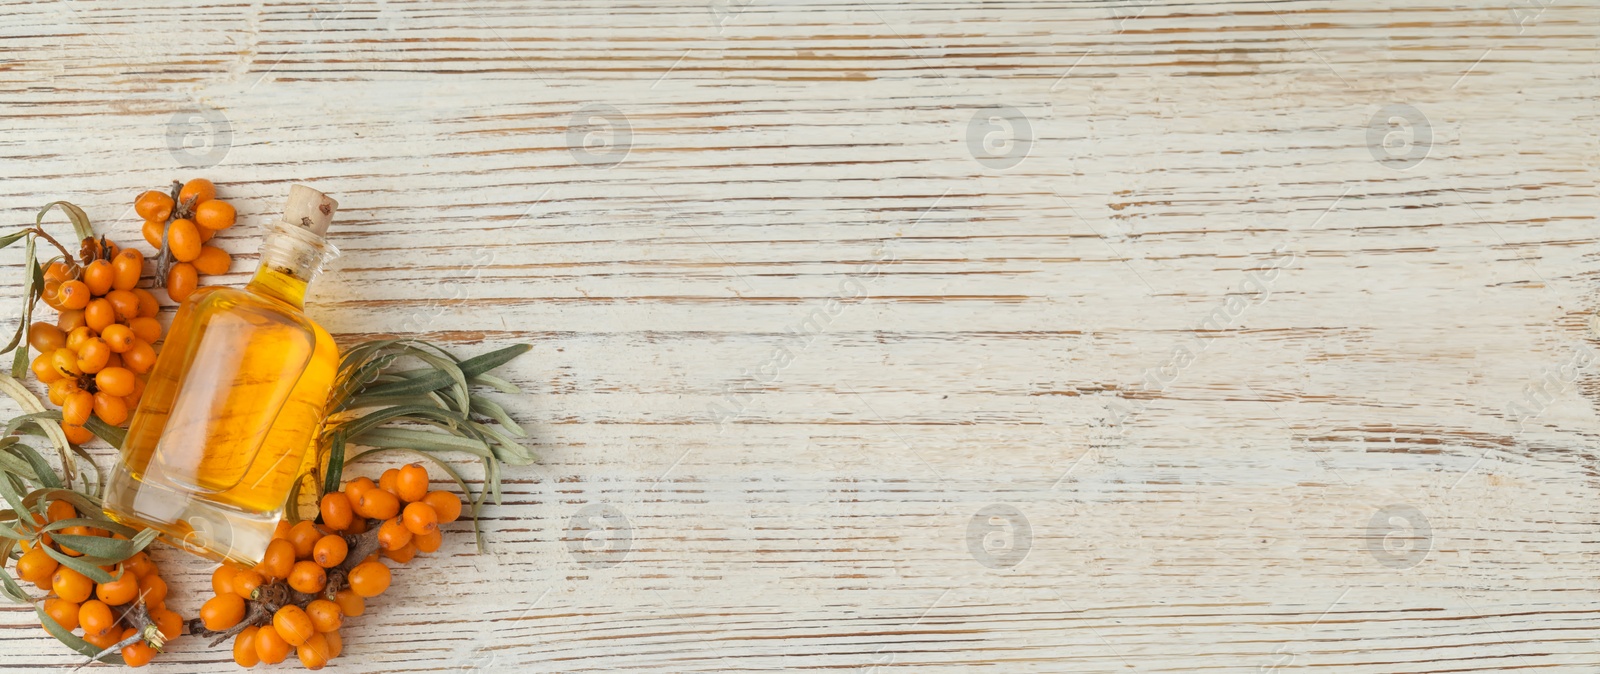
top-left (281, 184), bottom-right (337, 237)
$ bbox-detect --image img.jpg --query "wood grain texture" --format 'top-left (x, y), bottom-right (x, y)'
top-left (1, 0), bottom-right (1598, 671)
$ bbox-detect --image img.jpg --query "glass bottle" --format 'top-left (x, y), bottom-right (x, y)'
top-left (104, 185), bottom-right (341, 565)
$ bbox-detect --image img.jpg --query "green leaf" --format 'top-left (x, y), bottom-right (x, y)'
top-left (26, 488), bottom-right (103, 518)
top-left (6, 409), bottom-right (61, 436)
top-left (0, 228), bottom-right (31, 250)
top-left (0, 372), bottom-right (76, 490)
top-left (39, 517), bottom-right (139, 539)
top-left (35, 200), bottom-right (94, 242)
top-left (4, 441), bottom-right (61, 489)
top-left (0, 465), bottom-right (30, 520)
top-left (355, 344), bottom-right (528, 404)
top-left (36, 603), bottom-right (127, 664)
top-left (470, 395), bottom-right (526, 437)
top-left (471, 373), bottom-right (520, 394)
top-left (349, 427), bottom-right (493, 458)
top-left (322, 429), bottom-right (347, 496)
top-left (0, 558), bottom-right (28, 603)
top-left (38, 544), bottom-right (116, 583)
top-left (83, 415), bottom-right (126, 449)
top-left (50, 532), bottom-right (144, 560)
top-left (0, 449), bottom-right (42, 487)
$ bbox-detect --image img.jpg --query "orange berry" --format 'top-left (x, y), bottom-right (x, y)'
top-left (319, 492), bottom-right (353, 531)
top-left (100, 324), bottom-right (134, 353)
top-left (195, 199), bottom-right (236, 230)
top-left (231, 569), bottom-right (265, 599)
top-left (382, 540), bottom-right (417, 564)
top-left (15, 546), bottom-right (58, 584)
top-left (150, 607), bottom-right (182, 641)
top-left (166, 262), bottom-right (197, 302)
top-left (112, 249), bottom-right (143, 291)
top-left (211, 562), bottom-right (241, 595)
top-left (42, 597), bottom-right (79, 631)
top-left (193, 245), bottom-right (231, 275)
top-left (140, 219), bottom-right (164, 249)
top-left (134, 191), bottom-right (174, 221)
top-left (56, 308), bottom-right (85, 332)
top-left (30, 353), bottom-right (60, 383)
top-left (95, 367), bottom-right (136, 397)
top-left (62, 389), bottom-right (93, 426)
top-left (47, 498), bottom-right (75, 522)
top-left (312, 534), bottom-right (347, 568)
top-left (356, 488), bottom-right (400, 521)
top-left (167, 219), bottom-right (202, 262)
top-left (82, 259), bottom-right (114, 296)
top-left (83, 628), bottom-right (120, 650)
top-left (378, 468), bottom-right (399, 495)
top-left (84, 298), bottom-right (115, 333)
top-left (106, 289), bottom-right (140, 321)
top-left (77, 339), bottom-right (110, 374)
top-left (332, 588), bottom-right (364, 617)
top-left (124, 551), bottom-right (154, 578)
top-left (28, 322), bottom-right (65, 352)
top-left (323, 628), bottom-right (343, 658)
top-left (287, 560), bottom-right (327, 594)
top-left (65, 325), bottom-right (93, 351)
top-left (93, 391), bottom-right (129, 425)
top-left (287, 520), bottom-right (321, 559)
top-left (56, 279), bottom-right (90, 310)
top-left (128, 317), bottom-right (161, 344)
top-left (123, 339), bottom-right (157, 374)
top-left (52, 566), bottom-right (93, 603)
top-left (47, 378), bottom-right (77, 405)
top-left (137, 573), bottom-right (168, 606)
top-left (234, 625), bottom-right (262, 667)
top-left (272, 519), bottom-right (293, 540)
top-left (377, 517), bottom-right (412, 551)
top-left (43, 260), bottom-right (76, 283)
top-left (96, 567), bottom-right (139, 605)
top-left (78, 599), bottom-right (115, 637)
top-left (179, 178), bottom-right (215, 206)
top-left (344, 476), bottom-right (377, 507)
top-left (202, 592), bottom-right (247, 630)
top-left (62, 423), bottom-right (93, 444)
top-left (298, 631), bottom-right (332, 670)
top-left (272, 604), bottom-right (315, 647)
top-left (256, 538), bottom-right (296, 580)
top-left (132, 288), bottom-right (159, 318)
top-left (345, 515), bottom-right (369, 535)
top-left (413, 529), bottom-right (442, 553)
top-left (254, 624), bottom-right (291, 665)
top-left (402, 501), bottom-right (439, 536)
top-left (120, 626), bottom-right (157, 666)
top-left (305, 598), bottom-right (342, 633)
top-left (51, 347), bottom-right (81, 379)
top-left (396, 463), bottom-right (429, 502)
top-left (347, 560), bottom-right (391, 598)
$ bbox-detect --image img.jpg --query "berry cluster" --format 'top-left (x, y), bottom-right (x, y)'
top-left (194, 463), bottom-right (462, 669)
top-left (133, 178), bottom-right (234, 302)
top-left (28, 239), bottom-right (161, 443)
top-left (12, 499), bottom-right (181, 666)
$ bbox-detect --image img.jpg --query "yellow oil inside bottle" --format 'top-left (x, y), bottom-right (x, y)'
top-left (105, 191), bottom-right (340, 565)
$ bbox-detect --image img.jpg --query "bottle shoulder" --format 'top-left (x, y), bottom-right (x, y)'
top-left (186, 286), bottom-right (320, 333)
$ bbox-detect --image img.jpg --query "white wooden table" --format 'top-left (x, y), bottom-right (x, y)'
top-left (3, 1), bottom-right (1599, 671)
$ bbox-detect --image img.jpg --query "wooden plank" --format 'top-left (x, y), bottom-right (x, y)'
top-left (1, 0), bottom-right (1598, 671)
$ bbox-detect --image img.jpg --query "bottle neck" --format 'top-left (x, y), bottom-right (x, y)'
top-left (245, 221), bottom-right (337, 308)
